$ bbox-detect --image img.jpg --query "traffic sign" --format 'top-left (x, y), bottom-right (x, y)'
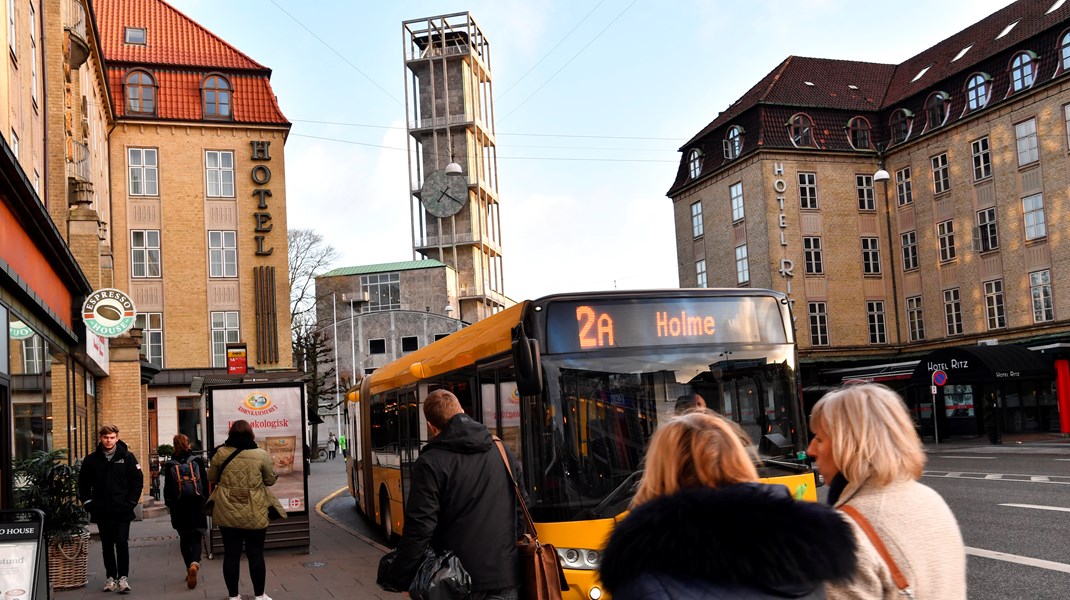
top-left (930, 385), bottom-right (938, 395)
top-left (932, 370), bottom-right (948, 386)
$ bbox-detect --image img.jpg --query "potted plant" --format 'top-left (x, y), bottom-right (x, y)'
top-left (13, 448), bottom-right (91, 590)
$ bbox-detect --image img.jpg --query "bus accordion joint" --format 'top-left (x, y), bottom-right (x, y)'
top-left (409, 362), bottom-right (429, 379)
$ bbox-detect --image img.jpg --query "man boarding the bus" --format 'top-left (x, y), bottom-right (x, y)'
top-left (380, 389), bottom-right (526, 599)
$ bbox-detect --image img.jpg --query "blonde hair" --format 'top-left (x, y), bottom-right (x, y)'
top-left (810, 384), bottom-right (925, 487)
top-left (632, 409), bottom-right (759, 507)
top-left (423, 389), bottom-right (463, 430)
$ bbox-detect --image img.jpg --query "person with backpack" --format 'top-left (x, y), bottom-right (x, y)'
top-left (163, 434), bottom-right (209, 589)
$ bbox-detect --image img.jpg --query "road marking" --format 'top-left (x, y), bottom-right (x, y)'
top-left (984, 474), bottom-right (1001, 479)
top-left (933, 456), bottom-right (996, 459)
top-left (999, 503), bottom-right (1070, 513)
top-left (925, 471), bottom-right (1070, 485)
top-left (967, 546), bottom-right (1070, 574)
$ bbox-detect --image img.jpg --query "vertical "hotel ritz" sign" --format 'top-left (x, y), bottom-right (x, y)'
top-left (772, 162), bottom-right (793, 294)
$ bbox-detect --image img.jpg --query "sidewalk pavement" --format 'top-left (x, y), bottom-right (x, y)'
top-left (56, 459), bottom-right (401, 600)
top-left (923, 431), bottom-right (1070, 453)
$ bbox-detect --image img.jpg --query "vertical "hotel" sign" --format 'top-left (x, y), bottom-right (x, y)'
top-left (251, 141), bottom-right (274, 256)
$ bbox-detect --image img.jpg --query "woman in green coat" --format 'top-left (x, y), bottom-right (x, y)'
top-left (208, 420), bottom-right (287, 600)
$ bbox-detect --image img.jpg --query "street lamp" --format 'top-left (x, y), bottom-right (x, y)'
top-left (873, 158), bottom-right (901, 346)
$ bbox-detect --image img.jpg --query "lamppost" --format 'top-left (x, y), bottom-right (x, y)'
top-left (873, 153), bottom-right (902, 346)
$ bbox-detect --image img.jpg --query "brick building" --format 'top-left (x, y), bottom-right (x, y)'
top-left (669, 0), bottom-right (1070, 439)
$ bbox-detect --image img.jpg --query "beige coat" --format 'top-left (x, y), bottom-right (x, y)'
top-left (827, 479), bottom-right (966, 599)
top-left (208, 445), bottom-right (287, 530)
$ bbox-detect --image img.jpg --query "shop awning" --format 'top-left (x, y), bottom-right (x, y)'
top-left (910, 345), bottom-right (1051, 386)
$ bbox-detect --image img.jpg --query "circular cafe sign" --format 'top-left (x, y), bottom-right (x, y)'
top-left (81, 289), bottom-right (137, 338)
top-left (9, 319), bottom-right (33, 340)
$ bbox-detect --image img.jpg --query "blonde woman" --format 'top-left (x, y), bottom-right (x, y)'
top-left (600, 410), bottom-right (857, 599)
top-left (809, 384), bottom-right (966, 599)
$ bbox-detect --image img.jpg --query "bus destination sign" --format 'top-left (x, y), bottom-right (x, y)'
top-left (545, 296), bottom-right (787, 354)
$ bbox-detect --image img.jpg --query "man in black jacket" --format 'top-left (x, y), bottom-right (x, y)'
top-left (383, 389), bottom-right (525, 599)
top-left (78, 424), bottom-right (144, 594)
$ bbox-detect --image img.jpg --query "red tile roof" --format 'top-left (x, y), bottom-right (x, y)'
top-left (94, 0), bottom-right (288, 125)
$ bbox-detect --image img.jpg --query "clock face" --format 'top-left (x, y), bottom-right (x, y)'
top-left (420, 169), bottom-right (466, 218)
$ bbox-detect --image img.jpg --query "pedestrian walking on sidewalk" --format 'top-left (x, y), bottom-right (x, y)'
top-left (208, 419), bottom-right (288, 600)
top-left (326, 432), bottom-right (338, 460)
top-left (78, 424), bottom-right (144, 595)
top-left (338, 433), bottom-right (347, 459)
top-left (599, 410), bottom-right (857, 599)
top-left (809, 384), bottom-right (967, 599)
top-left (163, 434), bottom-right (208, 589)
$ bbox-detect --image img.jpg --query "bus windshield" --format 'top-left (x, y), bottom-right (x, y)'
top-left (523, 343), bottom-right (802, 522)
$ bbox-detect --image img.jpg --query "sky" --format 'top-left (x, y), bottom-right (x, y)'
top-left (168, 0), bottom-right (1017, 302)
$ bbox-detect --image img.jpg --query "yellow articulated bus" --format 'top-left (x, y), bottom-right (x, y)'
top-left (345, 289), bottom-right (816, 600)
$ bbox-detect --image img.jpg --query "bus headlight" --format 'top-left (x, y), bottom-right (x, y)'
top-left (556, 546), bottom-right (601, 570)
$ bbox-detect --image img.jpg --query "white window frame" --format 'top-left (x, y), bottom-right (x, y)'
top-left (22, 336), bottom-right (41, 374)
top-left (931, 153), bottom-right (950, 194)
top-left (867, 300), bottom-right (887, 344)
top-left (1065, 104), bottom-right (1070, 151)
top-left (127, 148), bottom-right (159, 196)
top-left (735, 245), bottom-right (749, 285)
top-left (135, 313), bottom-right (163, 366)
top-left (690, 201), bottom-right (703, 237)
top-left (208, 230), bottom-right (238, 278)
top-left (10, 129), bottom-right (17, 160)
top-left (1010, 52), bottom-right (1036, 93)
top-left (730, 182), bottom-right (744, 222)
top-left (1016, 118), bottom-right (1039, 166)
top-left (895, 167), bottom-right (913, 206)
top-left (907, 296), bottom-right (925, 341)
top-left (1062, 31), bottom-right (1070, 72)
top-left (972, 137), bottom-right (992, 181)
top-left (210, 311), bottom-right (240, 367)
top-left (1031, 270), bottom-right (1054, 323)
top-left (966, 73), bottom-right (990, 111)
top-left (944, 288), bottom-right (963, 336)
top-left (938, 220), bottom-right (956, 262)
top-left (131, 229), bottom-right (161, 278)
top-left (808, 302), bottom-right (829, 347)
top-left (861, 237), bottom-right (881, 275)
top-left (1023, 193), bottom-right (1046, 241)
top-left (206, 150), bottom-right (235, 198)
top-left (803, 237), bottom-right (823, 275)
top-left (984, 280), bottom-right (1006, 330)
top-left (901, 231), bottom-right (918, 271)
top-left (688, 149), bottom-right (702, 179)
top-left (856, 174), bottom-right (874, 211)
top-left (798, 172), bottom-right (817, 209)
top-left (695, 259), bottom-right (707, 288)
top-left (976, 208), bottom-right (999, 252)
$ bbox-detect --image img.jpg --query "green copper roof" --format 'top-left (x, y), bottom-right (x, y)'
top-left (320, 259), bottom-right (449, 277)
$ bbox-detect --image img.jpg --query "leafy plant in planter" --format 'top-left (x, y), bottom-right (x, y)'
top-left (157, 443), bottom-right (175, 458)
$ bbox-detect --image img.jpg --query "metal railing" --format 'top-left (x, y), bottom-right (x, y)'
top-left (67, 140), bottom-right (90, 181)
top-left (66, 0), bottom-right (86, 41)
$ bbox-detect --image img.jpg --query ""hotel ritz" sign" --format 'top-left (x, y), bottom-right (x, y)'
top-left (250, 140), bottom-right (274, 256)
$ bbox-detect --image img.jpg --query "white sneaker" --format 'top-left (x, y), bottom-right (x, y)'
top-left (255, 595), bottom-right (273, 600)
top-left (227, 596), bottom-right (242, 600)
top-left (102, 577), bottom-right (118, 592)
top-left (116, 576), bottom-right (131, 594)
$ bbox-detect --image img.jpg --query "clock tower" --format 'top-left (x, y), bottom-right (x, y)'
top-left (403, 13), bottom-right (508, 322)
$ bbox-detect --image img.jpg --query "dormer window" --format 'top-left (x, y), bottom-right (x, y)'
top-left (952, 45), bottom-right (973, 62)
top-left (965, 73), bottom-right (991, 111)
top-left (688, 149), bottom-right (703, 179)
top-left (925, 92), bottom-right (949, 131)
top-left (847, 117), bottom-right (871, 150)
top-left (997, 20), bottom-right (1020, 40)
top-left (723, 126), bottom-right (744, 159)
top-left (911, 65), bottom-right (931, 83)
top-left (788, 113), bottom-right (814, 147)
top-left (1060, 31), bottom-right (1070, 72)
top-left (890, 109), bottom-right (913, 145)
top-left (202, 75), bottom-right (232, 119)
top-left (124, 27), bottom-right (146, 45)
top-left (124, 70), bottom-right (156, 115)
top-left (1010, 51), bottom-right (1036, 93)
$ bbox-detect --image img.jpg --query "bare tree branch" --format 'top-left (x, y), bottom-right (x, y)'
top-left (288, 228), bottom-right (340, 333)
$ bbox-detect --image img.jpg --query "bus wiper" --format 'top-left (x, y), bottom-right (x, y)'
top-left (577, 470), bottom-right (643, 520)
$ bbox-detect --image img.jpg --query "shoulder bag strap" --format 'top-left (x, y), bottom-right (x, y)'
top-left (215, 448), bottom-right (243, 482)
top-left (493, 437), bottom-right (537, 542)
top-left (840, 505), bottom-right (914, 598)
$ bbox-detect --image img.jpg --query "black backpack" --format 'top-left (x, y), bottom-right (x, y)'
top-left (173, 456), bottom-right (206, 499)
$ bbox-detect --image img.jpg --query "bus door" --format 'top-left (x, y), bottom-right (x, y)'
top-left (478, 361), bottom-right (522, 457)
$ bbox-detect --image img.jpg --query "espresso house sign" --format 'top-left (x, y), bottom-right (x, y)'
top-left (251, 140), bottom-right (274, 256)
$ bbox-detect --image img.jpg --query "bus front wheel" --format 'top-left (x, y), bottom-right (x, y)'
top-left (379, 488), bottom-right (394, 541)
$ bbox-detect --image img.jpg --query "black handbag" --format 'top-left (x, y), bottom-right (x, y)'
top-left (376, 547), bottom-right (471, 599)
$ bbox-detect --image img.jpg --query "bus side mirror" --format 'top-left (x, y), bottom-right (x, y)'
top-left (512, 323), bottom-right (543, 396)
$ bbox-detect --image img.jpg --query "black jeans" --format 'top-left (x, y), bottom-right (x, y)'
top-left (97, 519), bottom-right (131, 579)
top-left (220, 527), bottom-right (268, 597)
top-left (177, 528), bottom-right (203, 568)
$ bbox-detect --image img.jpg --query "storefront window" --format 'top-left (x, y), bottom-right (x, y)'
top-left (178, 396), bottom-right (203, 450)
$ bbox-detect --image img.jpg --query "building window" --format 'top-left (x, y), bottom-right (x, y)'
top-left (1010, 52), bottom-right (1036, 93)
top-left (10, 129), bottom-right (17, 159)
top-left (368, 339), bottom-right (386, 355)
top-left (965, 73), bottom-right (991, 111)
top-left (890, 109), bottom-right (912, 144)
top-left (210, 311), bottom-right (239, 367)
top-left (972, 137), bottom-right (992, 181)
top-left (205, 150), bottom-right (235, 197)
top-left (938, 220), bottom-right (956, 262)
top-left (788, 114), bottom-right (814, 147)
top-left (7, 0), bottom-right (15, 56)
top-left (22, 337), bottom-right (41, 374)
top-left (798, 172), bottom-right (817, 209)
top-left (867, 301), bottom-right (887, 344)
top-left (433, 334), bottom-right (450, 342)
top-left (735, 245), bottom-right (749, 285)
top-left (135, 313), bottom-right (163, 366)
top-left (202, 75), bottom-right (232, 119)
top-left (730, 182), bottom-right (744, 221)
top-left (688, 149), bottom-right (702, 178)
top-left (848, 117), bottom-right (871, 149)
top-left (1015, 118), bottom-right (1039, 166)
top-left (907, 296), bottom-right (925, 341)
top-left (724, 126), bottom-right (743, 159)
top-left (984, 280), bottom-right (1006, 329)
top-left (696, 259), bottom-right (707, 288)
top-left (895, 167), bottom-right (913, 206)
top-left (975, 208), bottom-right (999, 252)
top-left (1061, 31), bottom-right (1070, 71)
top-left (131, 230), bottom-right (161, 278)
top-left (861, 237), bottom-right (881, 275)
top-left (401, 336), bottom-right (419, 352)
top-left (1023, 193), bottom-right (1046, 240)
top-left (931, 153), bottom-right (950, 194)
top-left (29, 2), bottom-right (36, 105)
top-left (803, 237), bottom-right (823, 275)
top-left (690, 201), bottom-right (702, 237)
top-left (925, 92), bottom-right (949, 130)
top-left (360, 273), bottom-right (401, 312)
top-left (944, 289), bottom-right (963, 336)
top-left (208, 230), bottom-right (238, 277)
top-left (124, 71), bottom-right (156, 115)
top-left (1065, 104), bottom-right (1070, 150)
top-left (808, 302), bottom-right (829, 347)
top-left (128, 148), bottom-right (158, 196)
top-left (1031, 270), bottom-right (1055, 322)
top-left (856, 174), bottom-right (874, 211)
top-left (901, 231), bottom-right (918, 271)
top-left (124, 27), bottom-right (146, 44)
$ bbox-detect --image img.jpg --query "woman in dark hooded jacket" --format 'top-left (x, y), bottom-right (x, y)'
top-left (163, 433), bottom-right (208, 589)
top-left (599, 410), bottom-right (858, 599)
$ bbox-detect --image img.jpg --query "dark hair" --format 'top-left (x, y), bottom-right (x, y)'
top-left (228, 419), bottom-right (256, 442)
top-left (173, 433), bottom-right (191, 453)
